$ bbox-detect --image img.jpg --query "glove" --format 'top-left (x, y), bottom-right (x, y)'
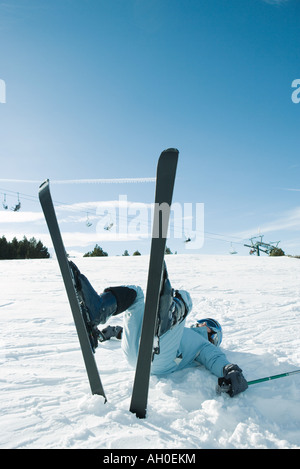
top-left (218, 364), bottom-right (248, 397)
top-left (98, 325), bottom-right (123, 342)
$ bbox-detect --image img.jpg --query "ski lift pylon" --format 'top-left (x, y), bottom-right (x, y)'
top-left (244, 234), bottom-right (281, 256)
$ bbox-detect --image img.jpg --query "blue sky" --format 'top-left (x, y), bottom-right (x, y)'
top-left (0, 0), bottom-right (300, 257)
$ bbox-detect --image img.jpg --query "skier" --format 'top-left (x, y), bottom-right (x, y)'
top-left (69, 261), bottom-right (248, 397)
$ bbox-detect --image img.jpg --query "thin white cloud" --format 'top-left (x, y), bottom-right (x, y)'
top-left (283, 188), bottom-right (300, 192)
top-left (232, 206), bottom-right (300, 240)
top-left (55, 199), bottom-right (147, 213)
top-left (0, 211), bottom-right (44, 223)
top-left (60, 231), bottom-right (148, 247)
top-left (0, 177), bottom-right (155, 184)
top-left (55, 199), bottom-right (154, 228)
top-left (1, 228), bottom-right (148, 249)
top-left (262, 0), bottom-right (289, 4)
top-left (52, 178), bottom-right (156, 184)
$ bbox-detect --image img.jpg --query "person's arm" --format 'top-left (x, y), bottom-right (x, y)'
top-left (194, 339), bottom-right (230, 377)
top-left (194, 339), bottom-right (248, 396)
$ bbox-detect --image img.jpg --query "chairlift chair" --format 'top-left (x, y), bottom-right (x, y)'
top-left (104, 222), bottom-right (114, 231)
top-left (103, 211), bottom-right (114, 231)
top-left (2, 194), bottom-right (8, 210)
top-left (229, 243), bottom-right (238, 255)
top-left (86, 213), bottom-right (92, 227)
top-left (12, 193), bottom-right (21, 212)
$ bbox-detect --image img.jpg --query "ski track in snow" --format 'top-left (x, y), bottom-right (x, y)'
top-left (0, 255), bottom-right (299, 449)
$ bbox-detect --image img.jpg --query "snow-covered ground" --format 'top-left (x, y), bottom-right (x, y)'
top-left (0, 254), bottom-right (299, 449)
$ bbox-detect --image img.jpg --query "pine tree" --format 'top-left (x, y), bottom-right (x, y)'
top-left (269, 247), bottom-right (285, 257)
top-left (0, 235), bottom-right (50, 259)
top-left (0, 236), bottom-right (9, 259)
top-left (83, 244), bottom-right (108, 257)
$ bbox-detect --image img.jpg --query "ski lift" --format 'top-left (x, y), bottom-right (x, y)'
top-left (11, 193), bottom-right (21, 212)
top-left (104, 221), bottom-right (114, 231)
top-left (2, 193), bottom-right (8, 210)
top-left (103, 211), bottom-right (114, 231)
top-left (244, 235), bottom-right (281, 256)
top-left (229, 243), bottom-right (238, 255)
top-left (86, 213), bottom-right (92, 227)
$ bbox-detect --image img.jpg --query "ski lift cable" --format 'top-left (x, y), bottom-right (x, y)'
top-left (0, 188), bottom-right (255, 248)
top-left (205, 230), bottom-right (248, 243)
top-left (0, 187), bottom-right (145, 229)
top-left (0, 192), bottom-right (246, 243)
top-left (0, 187), bottom-right (98, 218)
top-left (0, 187), bottom-right (152, 232)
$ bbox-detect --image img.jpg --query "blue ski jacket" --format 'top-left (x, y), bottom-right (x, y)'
top-left (121, 286), bottom-right (229, 378)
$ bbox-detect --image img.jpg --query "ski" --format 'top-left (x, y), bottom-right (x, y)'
top-left (39, 180), bottom-right (107, 400)
top-left (129, 148), bottom-right (179, 418)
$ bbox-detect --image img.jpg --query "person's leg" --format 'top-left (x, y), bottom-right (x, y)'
top-left (121, 285), bottom-right (193, 373)
top-left (151, 318), bottom-right (187, 374)
top-left (156, 264), bottom-right (193, 337)
top-left (151, 289), bottom-right (193, 374)
top-left (69, 261), bottom-right (137, 325)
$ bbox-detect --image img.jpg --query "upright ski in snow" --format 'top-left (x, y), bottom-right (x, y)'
top-left (39, 180), bottom-right (106, 400)
top-left (129, 148), bottom-right (179, 418)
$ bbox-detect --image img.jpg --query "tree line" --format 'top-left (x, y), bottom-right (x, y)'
top-left (0, 235), bottom-right (50, 259)
top-left (83, 244), bottom-right (174, 257)
top-left (0, 237), bottom-right (173, 260)
top-left (83, 244), bottom-right (143, 257)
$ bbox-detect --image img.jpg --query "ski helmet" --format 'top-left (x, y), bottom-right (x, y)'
top-left (195, 318), bottom-right (222, 346)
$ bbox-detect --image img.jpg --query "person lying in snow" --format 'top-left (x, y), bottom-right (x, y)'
top-left (69, 261), bottom-right (248, 397)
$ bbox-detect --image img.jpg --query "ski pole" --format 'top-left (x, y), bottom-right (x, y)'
top-left (216, 369), bottom-right (300, 395)
top-left (247, 369), bottom-right (300, 386)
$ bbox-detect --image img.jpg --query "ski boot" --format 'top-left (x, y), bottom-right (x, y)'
top-left (69, 261), bottom-right (136, 351)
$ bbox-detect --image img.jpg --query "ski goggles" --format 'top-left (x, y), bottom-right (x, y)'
top-left (195, 318), bottom-right (222, 347)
